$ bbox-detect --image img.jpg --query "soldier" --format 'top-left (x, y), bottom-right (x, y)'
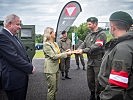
top-left (58, 30), bottom-right (72, 80)
top-left (98, 11), bottom-right (133, 100)
top-left (75, 37), bottom-right (85, 70)
top-left (77, 17), bottom-right (107, 100)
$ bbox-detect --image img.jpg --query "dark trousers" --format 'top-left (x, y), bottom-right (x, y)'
top-left (59, 57), bottom-right (71, 77)
top-left (75, 54), bottom-right (85, 67)
top-left (5, 86), bottom-right (27, 100)
top-left (87, 65), bottom-right (100, 95)
top-left (60, 57), bottom-right (70, 73)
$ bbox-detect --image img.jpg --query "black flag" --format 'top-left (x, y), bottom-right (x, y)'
top-left (56, 1), bottom-right (82, 41)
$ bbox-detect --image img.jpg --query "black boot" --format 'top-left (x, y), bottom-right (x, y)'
top-left (65, 72), bottom-right (71, 79)
top-left (90, 91), bottom-right (96, 100)
top-left (76, 65), bottom-right (80, 70)
top-left (61, 72), bottom-right (65, 80)
top-left (83, 65), bottom-right (86, 70)
top-left (97, 95), bottom-right (100, 100)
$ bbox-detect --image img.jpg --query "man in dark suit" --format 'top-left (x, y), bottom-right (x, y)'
top-left (0, 14), bottom-right (35, 100)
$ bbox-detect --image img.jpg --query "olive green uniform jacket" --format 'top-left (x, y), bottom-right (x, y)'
top-left (58, 37), bottom-right (71, 52)
top-left (58, 37), bottom-right (71, 72)
top-left (78, 28), bottom-right (107, 67)
top-left (98, 33), bottom-right (133, 100)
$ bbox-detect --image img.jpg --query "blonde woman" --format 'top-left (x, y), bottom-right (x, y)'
top-left (43, 27), bottom-right (71, 100)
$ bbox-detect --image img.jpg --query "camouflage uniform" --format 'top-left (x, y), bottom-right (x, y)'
top-left (75, 39), bottom-right (85, 70)
top-left (78, 28), bottom-right (107, 99)
top-left (58, 37), bottom-right (71, 79)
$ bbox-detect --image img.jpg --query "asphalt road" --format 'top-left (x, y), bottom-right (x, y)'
top-left (26, 58), bottom-right (90, 100)
top-left (0, 58), bottom-right (90, 100)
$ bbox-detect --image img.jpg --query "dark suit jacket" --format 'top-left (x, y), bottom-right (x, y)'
top-left (0, 28), bottom-right (33, 90)
top-left (0, 59), bottom-right (2, 89)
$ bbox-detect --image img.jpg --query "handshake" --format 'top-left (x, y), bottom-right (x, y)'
top-left (65, 49), bottom-right (83, 56)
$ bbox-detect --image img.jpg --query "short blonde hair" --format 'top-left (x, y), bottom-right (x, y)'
top-left (43, 27), bottom-right (54, 42)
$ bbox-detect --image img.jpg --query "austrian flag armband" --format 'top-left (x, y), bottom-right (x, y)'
top-left (108, 69), bottom-right (129, 88)
top-left (95, 39), bottom-right (103, 46)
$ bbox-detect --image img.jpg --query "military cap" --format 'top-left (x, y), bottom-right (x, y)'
top-left (61, 30), bottom-right (66, 34)
top-left (109, 11), bottom-right (133, 26)
top-left (87, 17), bottom-right (98, 23)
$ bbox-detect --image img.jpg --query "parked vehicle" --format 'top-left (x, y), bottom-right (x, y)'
top-left (35, 43), bottom-right (43, 50)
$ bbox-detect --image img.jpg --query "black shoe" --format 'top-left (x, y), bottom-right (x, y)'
top-left (76, 67), bottom-right (80, 70)
top-left (61, 76), bottom-right (65, 80)
top-left (90, 94), bottom-right (96, 100)
top-left (97, 95), bottom-right (100, 100)
top-left (65, 76), bottom-right (71, 79)
top-left (83, 67), bottom-right (86, 70)
top-left (90, 95), bottom-right (96, 100)
top-left (90, 91), bottom-right (96, 100)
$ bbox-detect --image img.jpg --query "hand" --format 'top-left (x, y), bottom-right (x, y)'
top-left (78, 49), bottom-right (83, 54)
top-left (66, 50), bottom-right (72, 56)
top-left (32, 66), bottom-right (36, 74)
top-left (73, 49), bottom-right (83, 54)
top-left (71, 50), bottom-right (79, 54)
top-left (66, 49), bottom-right (71, 52)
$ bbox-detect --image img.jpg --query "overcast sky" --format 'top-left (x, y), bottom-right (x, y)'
top-left (0, 0), bottom-right (133, 34)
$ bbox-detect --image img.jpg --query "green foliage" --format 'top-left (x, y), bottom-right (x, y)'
top-left (67, 25), bottom-right (77, 40)
top-left (35, 34), bottom-right (43, 43)
top-left (106, 33), bottom-right (113, 42)
top-left (77, 23), bottom-right (89, 40)
top-left (67, 22), bottom-right (113, 42)
top-left (105, 30), bottom-right (113, 42)
top-left (35, 23), bottom-right (112, 44)
top-left (67, 23), bottom-right (90, 41)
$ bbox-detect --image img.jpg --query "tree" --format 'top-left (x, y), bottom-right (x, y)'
top-left (76, 23), bottom-right (89, 40)
top-left (35, 34), bottom-right (43, 43)
top-left (67, 23), bottom-right (90, 41)
top-left (67, 25), bottom-right (77, 40)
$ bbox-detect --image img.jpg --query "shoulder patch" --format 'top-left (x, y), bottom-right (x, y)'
top-left (112, 60), bottom-right (124, 71)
